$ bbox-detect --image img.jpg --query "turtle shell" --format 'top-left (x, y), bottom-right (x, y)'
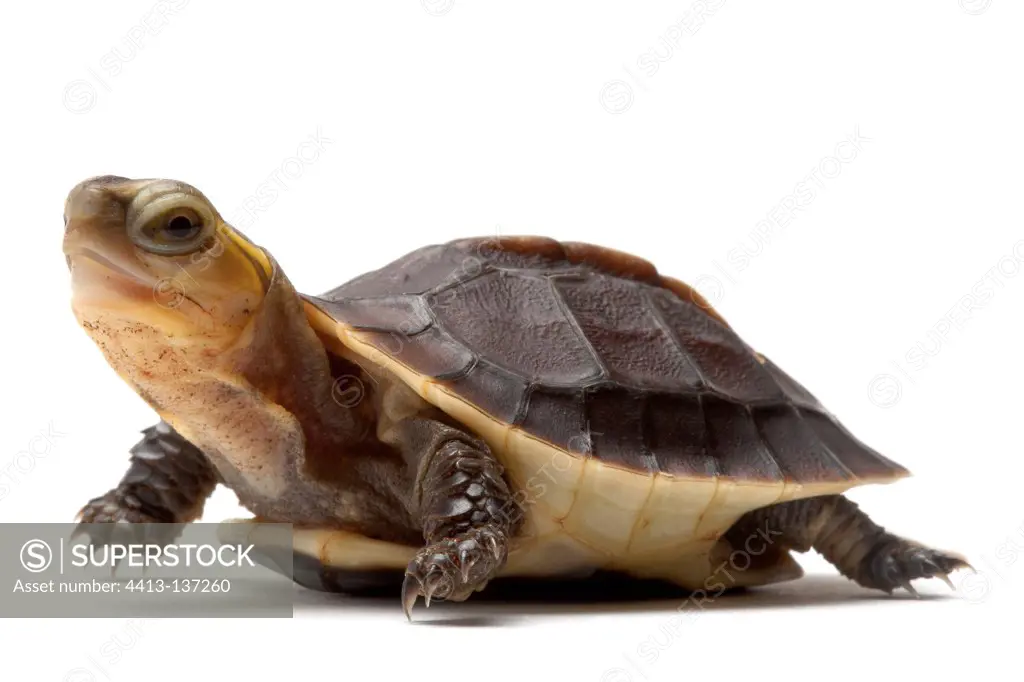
top-left (300, 237), bottom-right (907, 584)
top-left (308, 236), bottom-right (906, 484)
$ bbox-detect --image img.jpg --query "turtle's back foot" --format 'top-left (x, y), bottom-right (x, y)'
top-left (726, 495), bottom-right (970, 596)
top-left (858, 538), bottom-right (970, 595)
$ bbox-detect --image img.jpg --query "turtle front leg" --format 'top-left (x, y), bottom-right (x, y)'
top-left (726, 495), bottom-right (970, 595)
top-left (75, 422), bottom-right (218, 544)
top-left (384, 416), bottom-right (520, 617)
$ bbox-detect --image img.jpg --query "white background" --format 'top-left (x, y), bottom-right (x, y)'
top-left (1, 1), bottom-right (1021, 680)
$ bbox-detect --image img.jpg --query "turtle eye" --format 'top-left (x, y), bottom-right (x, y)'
top-left (128, 193), bottom-right (216, 256)
top-left (161, 209), bottom-right (203, 241)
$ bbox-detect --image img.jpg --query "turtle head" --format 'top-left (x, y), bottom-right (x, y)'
top-left (63, 176), bottom-right (273, 346)
top-left (64, 177), bottom-right (363, 493)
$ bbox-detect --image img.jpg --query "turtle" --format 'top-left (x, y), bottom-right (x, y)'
top-left (63, 175), bottom-right (969, 616)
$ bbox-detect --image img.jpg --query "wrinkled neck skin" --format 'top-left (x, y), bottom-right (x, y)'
top-left (75, 260), bottom-right (373, 503)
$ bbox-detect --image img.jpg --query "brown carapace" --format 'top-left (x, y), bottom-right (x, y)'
top-left (315, 236), bottom-right (905, 484)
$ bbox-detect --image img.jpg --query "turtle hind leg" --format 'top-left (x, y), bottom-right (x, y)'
top-left (724, 495), bottom-right (971, 595)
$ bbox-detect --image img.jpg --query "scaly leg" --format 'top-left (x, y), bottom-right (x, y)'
top-left (725, 494), bottom-right (970, 595)
top-left (75, 422), bottom-right (218, 545)
top-left (384, 416), bottom-right (520, 617)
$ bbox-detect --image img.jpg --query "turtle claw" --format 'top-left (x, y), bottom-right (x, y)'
top-left (401, 525), bottom-right (508, 619)
top-left (423, 569), bottom-right (446, 607)
top-left (487, 535), bottom-right (502, 561)
top-left (400, 567), bottom-right (451, 618)
top-left (863, 538), bottom-right (971, 596)
top-left (72, 490), bottom-right (183, 576)
top-left (401, 575), bottom-right (419, 621)
top-left (458, 550), bottom-right (474, 582)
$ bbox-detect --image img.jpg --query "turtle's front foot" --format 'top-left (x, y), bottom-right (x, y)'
top-left (402, 524), bottom-right (508, 615)
top-left (400, 431), bottom-right (520, 619)
top-left (74, 491), bottom-right (183, 553)
top-left (72, 422), bottom-right (217, 548)
top-left (859, 537), bottom-right (972, 596)
top-left (77, 490), bottom-right (164, 524)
